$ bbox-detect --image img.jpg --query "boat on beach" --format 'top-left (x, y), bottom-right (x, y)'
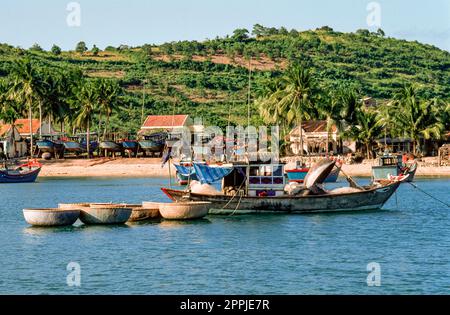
top-left (99, 141), bottom-right (123, 157)
top-left (0, 160), bottom-right (42, 183)
top-left (121, 140), bottom-right (139, 157)
top-left (161, 159), bottom-right (406, 214)
top-left (36, 139), bottom-right (65, 158)
top-left (138, 133), bottom-right (167, 156)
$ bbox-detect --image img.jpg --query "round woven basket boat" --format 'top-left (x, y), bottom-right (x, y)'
top-left (124, 204), bottom-right (160, 222)
top-left (158, 201), bottom-right (211, 220)
top-left (79, 203), bottom-right (132, 225)
top-left (23, 208), bottom-right (80, 227)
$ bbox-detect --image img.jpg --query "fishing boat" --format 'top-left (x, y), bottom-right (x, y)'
top-left (36, 139), bottom-right (65, 158)
top-left (139, 133), bottom-right (167, 156)
top-left (99, 141), bottom-right (123, 156)
top-left (162, 159), bottom-right (406, 214)
top-left (0, 159), bottom-right (42, 183)
top-left (121, 140), bottom-right (139, 157)
top-left (63, 138), bottom-right (85, 155)
top-left (286, 159), bottom-right (342, 183)
top-left (372, 153), bottom-right (417, 182)
top-left (174, 163), bottom-right (197, 185)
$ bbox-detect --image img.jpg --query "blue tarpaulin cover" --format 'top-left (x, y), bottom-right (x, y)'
top-left (193, 163), bottom-right (234, 184)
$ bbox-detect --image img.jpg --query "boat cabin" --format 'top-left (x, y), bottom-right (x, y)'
top-left (371, 154), bottom-right (401, 181)
top-left (222, 163), bottom-right (286, 197)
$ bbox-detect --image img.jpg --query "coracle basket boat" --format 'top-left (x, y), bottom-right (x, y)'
top-left (125, 203), bottom-right (161, 222)
top-left (23, 208), bottom-right (80, 227)
top-left (63, 203), bottom-right (132, 225)
top-left (158, 201), bottom-right (211, 220)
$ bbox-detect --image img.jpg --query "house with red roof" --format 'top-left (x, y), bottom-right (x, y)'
top-left (140, 114), bottom-right (191, 132)
top-left (0, 119), bottom-right (58, 157)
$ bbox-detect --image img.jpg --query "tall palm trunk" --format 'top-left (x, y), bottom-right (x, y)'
top-left (366, 142), bottom-right (370, 159)
top-left (39, 100), bottom-right (42, 139)
top-left (86, 121), bottom-right (90, 159)
top-left (103, 114), bottom-right (110, 141)
top-left (298, 117), bottom-right (303, 157)
top-left (28, 101), bottom-right (33, 157)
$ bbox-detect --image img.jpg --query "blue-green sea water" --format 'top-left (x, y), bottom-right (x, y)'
top-left (0, 176), bottom-right (449, 294)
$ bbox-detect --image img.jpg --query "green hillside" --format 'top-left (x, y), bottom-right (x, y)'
top-left (1, 25), bottom-right (449, 133)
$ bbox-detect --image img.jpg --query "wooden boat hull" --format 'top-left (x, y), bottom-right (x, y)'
top-left (372, 165), bottom-right (399, 181)
top-left (122, 141), bottom-right (138, 150)
top-left (0, 167), bottom-right (41, 183)
top-left (138, 140), bottom-right (164, 152)
top-left (176, 172), bottom-right (198, 185)
top-left (36, 140), bottom-right (55, 153)
top-left (161, 182), bottom-right (401, 214)
top-left (63, 141), bottom-right (84, 153)
top-left (99, 141), bottom-right (122, 152)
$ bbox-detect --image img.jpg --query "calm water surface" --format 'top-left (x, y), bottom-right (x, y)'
top-left (0, 176), bottom-right (449, 294)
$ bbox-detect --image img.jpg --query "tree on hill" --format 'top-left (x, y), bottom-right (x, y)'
top-left (51, 45), bottom-right (62, 55)
top-left (75, 41), bottom-right (88, 53)
top-left (376, 28), bottom-right (385, 37)
top-left (91, 44), bottom-right (100, 56)
top-left (30, 43), bottom-right (43, 52)
top-left (232, 28), bottom-right (250, 42)
top-left (356, 29), bottom-right (371, 36)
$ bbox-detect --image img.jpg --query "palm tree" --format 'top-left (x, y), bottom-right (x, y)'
top-left (0, 80), bottom-right (23, 155)
top-left (319, 92), bottom-right (345, 154)
top-left (9, 59), bottom-right (45, 156)
top-left (96, 79), bottom-right (123, 140)
top-left (265, 65), bottom-right (316, 156)
top-left (345, 108), bottom-right (382, 158)
top-left (391, 85), bottom-right (445, 155)
top-left (74, 80), bottom-right (98, 158)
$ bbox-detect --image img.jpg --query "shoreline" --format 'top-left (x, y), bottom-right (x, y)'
top-left (37, 157), bottom-right (450, 178)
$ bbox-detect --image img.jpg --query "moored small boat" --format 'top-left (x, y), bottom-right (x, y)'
top-left (161, 158), bottom-right (406, 215)
top-left (174, 163), bottom-right (198, 185)
top-left (372, 154), bottom-right (417, 182)
top-left (158, 201), bottom-right (211, 220)
top-left (0, 160), bottom-right (42, 183)
top-left (23, 208), bottom-right (80, 227)
top-left (79, 203), bottom-right (132, 225)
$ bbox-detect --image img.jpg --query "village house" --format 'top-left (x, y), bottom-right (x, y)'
top-left (0, 119), bottom-right (58, 158)
top-left (287, 120), bottom-right (356, 155)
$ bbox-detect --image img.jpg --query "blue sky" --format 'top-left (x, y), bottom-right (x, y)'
top-left (0, 0), bottom-right (449, 51)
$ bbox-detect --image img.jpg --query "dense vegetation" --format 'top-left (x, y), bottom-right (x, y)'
top-left (0, 25), bottom-right (449, 156)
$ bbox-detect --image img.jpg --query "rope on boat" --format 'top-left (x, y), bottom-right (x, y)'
top-left (222, 175), bottom-right (246, 210)
top-left (407, 182), bottom-right (450, 208)
top-left (229, 190), bottom-right (244, 216)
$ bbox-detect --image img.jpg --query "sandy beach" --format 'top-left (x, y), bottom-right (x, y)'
top-left (37, 157), bottom-right (450, 178)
